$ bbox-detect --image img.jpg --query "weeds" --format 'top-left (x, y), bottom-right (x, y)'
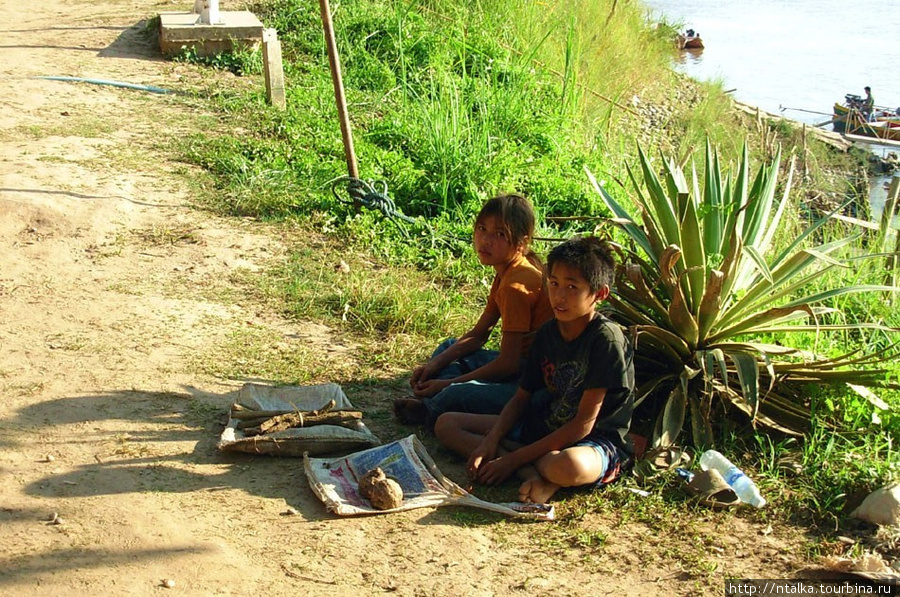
top-left (131, 224), bottom-right (203, 248)
top-left (174, 43), bottom-right (263, 76)
top-left (164, 0), bottom-right (900, 562)
top-left (188, 325), bottom-right (361, 384)
top-left (180, 399), bottom-right (224, 427)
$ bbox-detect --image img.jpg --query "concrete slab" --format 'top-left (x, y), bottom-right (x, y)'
top-left (159, 11), bottom-right (264, 58)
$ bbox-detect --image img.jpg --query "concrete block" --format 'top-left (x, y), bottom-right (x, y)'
top-left (159, 11), bottom-right (264, 58)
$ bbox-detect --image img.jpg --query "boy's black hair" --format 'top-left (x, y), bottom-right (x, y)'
top-left (547, 236), bottom-right (616, 293)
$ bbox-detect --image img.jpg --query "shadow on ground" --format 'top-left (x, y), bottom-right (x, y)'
top-left (0, 545), bottom-right (211, 587)
top-left (98, 19), bottom-right (166, 62)
top-left (7, 376), bottom-right (493, 524)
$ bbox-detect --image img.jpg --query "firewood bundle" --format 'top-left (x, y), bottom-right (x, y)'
top-left (230, 399), bottom-right (363, 436)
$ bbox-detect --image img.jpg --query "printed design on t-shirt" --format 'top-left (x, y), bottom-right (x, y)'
top-left (542, 356), bottom-right (587, 429)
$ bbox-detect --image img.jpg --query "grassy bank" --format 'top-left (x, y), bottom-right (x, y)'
top-left (169, 0), bottom-right (898, 556)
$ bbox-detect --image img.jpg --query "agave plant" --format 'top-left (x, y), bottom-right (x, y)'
top-left (587, 142), bottom-right (898, 447)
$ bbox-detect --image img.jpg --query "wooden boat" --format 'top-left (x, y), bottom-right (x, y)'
top-left (833, 102), bottom-right (900, 142)
top-left (677, 30), bottom-right (704, 49)
top-left (683, 35), bottom-right (704, 49)
top-left (834, 102), bottom-right (900, 125)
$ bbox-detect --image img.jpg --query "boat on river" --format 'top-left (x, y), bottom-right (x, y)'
top-left (677, 29), bottom-right (704, 49)
top-left (833, 94), bottom-right (900, 141)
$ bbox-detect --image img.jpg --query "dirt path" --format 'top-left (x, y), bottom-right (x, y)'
top-left (0, 1), bottom-right (811, 595)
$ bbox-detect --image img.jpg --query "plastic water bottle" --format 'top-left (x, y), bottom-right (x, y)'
top-left (699, 450), bottom-right (767, 508)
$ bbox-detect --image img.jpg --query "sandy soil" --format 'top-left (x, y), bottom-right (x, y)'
top-left (0, 1), bottom-right (822, 595)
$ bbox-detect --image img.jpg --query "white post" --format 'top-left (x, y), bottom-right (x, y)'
top-left (194, 0), bottom-right (221, 25)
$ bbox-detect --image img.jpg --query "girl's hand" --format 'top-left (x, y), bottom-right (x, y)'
top-left (412, 378), bottom-right (451, 398)
top-left (475, 455), bottom-right (518, 486)
top-left (409, 365), bottom-right (430, 388)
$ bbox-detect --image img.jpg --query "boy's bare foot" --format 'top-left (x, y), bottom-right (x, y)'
top-left (518, 477), bottom-right (560, 504)
top-left (393, 397), bottom-right (427, 425)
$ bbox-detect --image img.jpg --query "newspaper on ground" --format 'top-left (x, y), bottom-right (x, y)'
top-left (218, 383), bottom-right (380, 457)
top-left (823, 554), bottom-right (900, 585)
top-left (304, 434), bottom-right (555, 521)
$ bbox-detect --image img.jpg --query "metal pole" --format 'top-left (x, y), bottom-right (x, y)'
top-left (778, 105), bottom-right (833, 117)
top-left (318, 0), bottom-right (359, 181)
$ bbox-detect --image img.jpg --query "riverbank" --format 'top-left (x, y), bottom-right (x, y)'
top-left (731, 100), bottom-right (850, 151)
top-left (0, 2), bottom-right (815, 594)
top-left (3, 1), bottom-right (898, 594)
top-left (625, 74), bottom-right (872, 222)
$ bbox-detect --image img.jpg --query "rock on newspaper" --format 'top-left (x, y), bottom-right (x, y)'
top-left (304, 434), bottom-right (554, 521)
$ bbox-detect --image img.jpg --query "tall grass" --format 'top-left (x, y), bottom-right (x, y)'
top-left (180, 0), bottom-right (900, 367)
top-left (182, 0), bottom-right (769, 228)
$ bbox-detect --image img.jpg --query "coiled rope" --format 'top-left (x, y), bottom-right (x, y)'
top-left (331, 176), bottom-right (417, 229)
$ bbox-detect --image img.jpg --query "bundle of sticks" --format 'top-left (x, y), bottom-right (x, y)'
top-left (230, 399), bottom-right (363, 436)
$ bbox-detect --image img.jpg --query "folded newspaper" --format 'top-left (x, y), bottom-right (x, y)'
top-left (218, 383), bottom-right (380, 457)
top-left (304, 434), bottom-right (554, 521)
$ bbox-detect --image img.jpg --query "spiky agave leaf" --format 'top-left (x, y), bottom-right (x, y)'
top-left (588, 142), bottom-right (900, 446)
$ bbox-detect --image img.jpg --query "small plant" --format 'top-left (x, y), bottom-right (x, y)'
top-left (174, 43), bottom-right (262, 76)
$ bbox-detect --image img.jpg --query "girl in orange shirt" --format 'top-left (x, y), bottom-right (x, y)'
top-left (395, 194), bottom-right (553, 429)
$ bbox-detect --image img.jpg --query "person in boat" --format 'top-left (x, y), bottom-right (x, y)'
top-left (864, 86), bottom-right (875, 122)
top-left (685, 28), bottom-right (696, 38)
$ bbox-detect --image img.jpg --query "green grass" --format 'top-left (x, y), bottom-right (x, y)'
top-left (174, 43), bottom-right (264, 77)
top-left (9, 119), bottom-right (116, 140)
top-left (188, 325), bottom-right (361, 383)
top-left (179, 0), bottom-right (753, 224)
top-left (159, 0), bottom-right (900, 562)
top-left (174, 0), bottom-right (864, 267)
top-left (272, 246), bottom-right (476, 337)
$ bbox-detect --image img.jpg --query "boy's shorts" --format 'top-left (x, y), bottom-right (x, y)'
top-left (507, 420), bottom-right (624, 487)
top-left (574, 436), bottom-right (623, 487)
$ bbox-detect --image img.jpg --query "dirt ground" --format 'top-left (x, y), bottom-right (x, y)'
top-left (0, 1), bottom-right (839, 595)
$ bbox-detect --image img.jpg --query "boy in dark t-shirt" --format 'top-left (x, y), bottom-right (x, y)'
top-left (435, 236), bottom-right (634, 504)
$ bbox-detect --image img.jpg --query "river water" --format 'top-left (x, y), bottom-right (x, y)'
top-left (642, 0), bottom-right (900, 216)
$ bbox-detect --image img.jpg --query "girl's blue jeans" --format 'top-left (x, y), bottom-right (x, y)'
top-left (422, 338), bottom-right (520, 428)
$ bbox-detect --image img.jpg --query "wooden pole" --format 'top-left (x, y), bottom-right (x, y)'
top-left (318, 0), bottom-right (359, 181)
top-left (880, 175), bottom-right (900, 247)
top-left (883, 175), bottom-right (900, 291)
top-left (262, 28), bottom-right (286, 109)
top-left (802, 123), bottom-right (808, 180)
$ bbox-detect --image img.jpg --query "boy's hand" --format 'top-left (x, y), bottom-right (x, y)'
top-left (467, 438), bottom-right (498, 480)
top-left (412, 378), bottom-right (451, 398)
top-left (475, 455), bottom-right (517, 486)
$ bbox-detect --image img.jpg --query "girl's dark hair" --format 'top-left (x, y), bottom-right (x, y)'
top-left (475, 194), bottom-right (540, 265)
top-left (547, 236), bottom-right (616, 292)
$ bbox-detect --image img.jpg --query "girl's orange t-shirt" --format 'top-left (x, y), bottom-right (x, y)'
top-left (484, 253), bottom-right (554, 356)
